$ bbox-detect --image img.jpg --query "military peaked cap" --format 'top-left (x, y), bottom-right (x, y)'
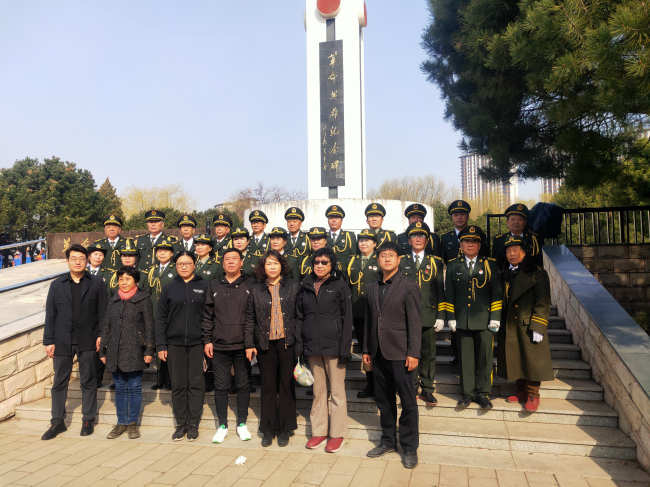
top-left (88, 243), bottom-right (107, 255)
top-left (505, 203), bottom-right (529, 220)
top-left (405, 204), bottom-right (427, 218)
top-left (153, 239), bottom-right (174, 250)
top-left (357, 229), bottom-right (378, 242)
top-left (195, 234), bottom-right (214, 246)
top-left (102, 214), bottom-right (123, 227)
top-left (308, 227), bottom-right (328, 238)
top-left (458, 225), bottom-right (484, 241)
top-left (325, 205), bottom-right (345, 218)
top-left (365, 203), bottom-right (386, 217)
top-left (284, 207), bottom-right (305, 221)
top-left (448, 200), bottom-right (471, 215)
top-left (213, 213), bottom-right (233, 227)
top-left (503, 235), bottom-right (527, 249)
top-left (406, 221), bottom-right (431, 237)
top-left (231, 227), bottom-right (250, 239)
top-left (249, 210), bottom-right (268, 224)
top-left (177, 214), bottom-right (197, 228)
top-left (269, 227), bottom-right (289, 239)
top-left (145, 209), bottom-right (165, 221)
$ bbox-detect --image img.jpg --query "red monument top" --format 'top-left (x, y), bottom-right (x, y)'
top-left (317, 0), bottom-right (341, 17)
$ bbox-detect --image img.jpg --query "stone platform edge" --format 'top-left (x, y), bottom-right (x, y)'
top-left (544, 245), bottom-right (650, 469)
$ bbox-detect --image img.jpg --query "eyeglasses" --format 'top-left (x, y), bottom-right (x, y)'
top-left (176, 262), bottom-right (195, 268)
top-left (68, 258), bottom-right (87, 263)
top-left (314, 259), bottom-right (331, 266)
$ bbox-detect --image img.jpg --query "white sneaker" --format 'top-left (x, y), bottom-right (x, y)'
top-left (236, 423), bottom-right (251, 441)
top-left (213, 425), bottom-right (228, 443)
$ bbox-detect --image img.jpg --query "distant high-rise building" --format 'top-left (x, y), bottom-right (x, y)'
top-left (460, 153), bottom-right (518, 204)
top-left (541, 178), bottom-right (563, 195)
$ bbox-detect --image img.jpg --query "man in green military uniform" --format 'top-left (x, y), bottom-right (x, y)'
top-left (135, 209), bottom-right (177, 271)
top-left (364, 203), bottom-right (397, 248)
top-left (284, 207), bottom-right (311, 257)
top-left (397, 204), bottom-right (442, 258)
top-left (140, 239), bottom-right (177, 390)
top-left (296, 227), bottom-right (342, 283)
top-left (93, 214), bottom-right (128, 272)
top-left (491, 203), bottom-right (543, 274)
top-left (326, 205), bottom-right (357, 262)
top-left (399, 222), bottom-right (446, 405)
top-left (173, 214), bottom-right (197, 253)
top-left (195, 234), bottom-right (222, 282)
top-left (346, 229), bottom-right (381, 398)
top-left (231, 228), bottom-right (260, 278)
top-left (445, 225), bottom-right (502, 409)
top-left (248, 210), bottom-right (269, 257)
top-left (212, 213), bottom-right (233, 258)
top-left (498, 236), bottom-right (554, 412)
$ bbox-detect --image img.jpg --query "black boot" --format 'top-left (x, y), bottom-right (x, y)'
top-left (357, 371), bottom-right (374, 398)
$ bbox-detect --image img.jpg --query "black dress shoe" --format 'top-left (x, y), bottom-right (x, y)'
top-left (262, 431), bottom-right (274, 447)
top-left (305, 388), bottom-right (313, 396)
top-left (151, 382), bottom-right (165, 390)
top-left (357, 384), bottom-right (374, 399)
top-left (450, 355), bottom-right (459, 366)
top-left (402, 451), bottom-right (418, 469)
top-left (367, 444), bottom-right (397, 458)
top-left (109, 383), bottom-right (116, 390)
top-left (457, 395), bottom-right (472, 407)
top-left (164, 383), bottom-right (172, 390)
top-left (96, 382), bottom-right (103, 389)
top-left (477, 396), bottom-right (493, 409)
top-left (172, 424), bottom-right (188, 441)
top-left (80, 420), bottom-right (94, 436)
top-left (250, 385), bottom-right (256, 393)
top-left (42, 422), bottom-right (67, 440)
top-left (277, 431), bottom-right (290, 447)
top-left (418, 392), bottom-right (438, 405)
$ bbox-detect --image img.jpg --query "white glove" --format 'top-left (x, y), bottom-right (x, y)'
top-left (434, 319), bottom-right (444, 332)
top-left (488, 320), bottom-right (500, 333)
top-left (532, 331), bottom-right (544, 343)
top-left (448, 320), bottom-right (456, 332)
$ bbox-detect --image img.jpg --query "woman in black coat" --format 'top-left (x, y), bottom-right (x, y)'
top-left (99, 266), bottom-right (155, 440)
top-left (296, 247), bottom-right (353, 454)
top-left (245, 249), bottom-right (300, 448)
top-left (156, 251), bottom-right (209, 442)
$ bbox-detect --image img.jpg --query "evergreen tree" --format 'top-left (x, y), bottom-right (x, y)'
top-left (98, 178), bottom-right (124, 217)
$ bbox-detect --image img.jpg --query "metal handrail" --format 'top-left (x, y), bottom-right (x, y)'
top-left (0, 271), bottom-right (66, 294)
top-left (0, 238), bottom-right (46, 252)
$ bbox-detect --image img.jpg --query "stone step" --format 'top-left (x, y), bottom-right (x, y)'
top-left (49, 380), bottom-right (618, 427)
top-left (15, 398), bottom-right (635, 459)
top-left (433, 327), bottom-right (572, 343)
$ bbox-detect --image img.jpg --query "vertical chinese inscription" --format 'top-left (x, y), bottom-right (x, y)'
top-left (320, 40), bottom-right (344, 187)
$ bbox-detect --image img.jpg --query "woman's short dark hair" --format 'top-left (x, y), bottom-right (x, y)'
top-left (174, 250), bottom-right (196, 264)
top-left (311, 247), bottom-right (337, 269)
top-left (65, 244), bottom-right (88, 259)
top-left (377, 241), bottom-right (401, 256)
top-left (256, 249), bottom-right (291, 281)
top-left (116, 266), bottom-right (141, 284)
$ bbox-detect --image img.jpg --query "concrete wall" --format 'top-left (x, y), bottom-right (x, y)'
top-left (0, 324), bottom-right (53, 421)
top-left (568, 245), bottom-right (650, 314)
top-left (545, 246), bottom-right (650, 469)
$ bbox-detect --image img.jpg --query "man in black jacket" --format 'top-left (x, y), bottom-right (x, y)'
top-left (363, 241), bottom-right (422, 469)
top-left (202, 248), bottom-right (255, 444)
top-left (42, 244), bottom-right (107, 440)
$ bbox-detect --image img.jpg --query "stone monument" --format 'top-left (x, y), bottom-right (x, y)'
top-left (244, 0), bottom-right (433, 233)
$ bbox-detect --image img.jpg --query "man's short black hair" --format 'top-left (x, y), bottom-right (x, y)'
top-left (116, 266), bottom-right (141, 284)
top-left (65, 244), bottom-right (88, 259)
top-left (223, 248), bottom-right (243, 260)
top-left (311, 247), bottom-right (337, 269)
top-left (376, 241), bottom-right (401, 256)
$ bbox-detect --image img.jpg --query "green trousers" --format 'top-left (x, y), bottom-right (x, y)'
top-left (457, 328), bottom-right (494, 399)
top-left (414, 326), bottom-right (437, 393)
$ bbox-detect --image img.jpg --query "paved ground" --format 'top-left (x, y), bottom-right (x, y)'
top-left (0, 419), bottom-right (648, 487)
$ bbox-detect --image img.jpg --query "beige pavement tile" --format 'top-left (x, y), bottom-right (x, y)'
top-left (262, 451), bottom-right (290, 462)
top-left (0, 443), bottom-right (22, 456)
top-left (290, 484), bottom-right (316, 487)
top-left (294, 463), bottom-right (333, 485)
top-left (383, 460), bottom-right (412, 481)
top-left (58, 442), bottom-right (139, 477)
top-left (328, 456), bottom-right (361, 476)
top-left (203, 465), bottom-right (249, 487)
top-left (352, 466), bottom-right (385, 487)
top-left (156, 448), bottom-right (220, 483)
top-left (468, 468), bottom-right (496, 479)
top-left (14, 452), bottom-right (68, 473)
top-left (11, 463), bottom-right (68, 486)
top-left (413, 463), bottom-right (440, 474)
top-left (0, 470), bottom-right (30, 487)
top-left (243, 459), bottom-right (283, 480)
top-left (309, 454), bottom-right (338, 465)
top-left (120, 470), bottom-right (163, 487)
top-left (62, 467), bottom-right (115, 487)
top-left (440, 465), bottom-right (469, 487)
top-left (555, 475), bottom-right (590, 487)
top-left (105, 458), bottom-right (157, 481)
top-left (57, 446), bottom-right (105, 465)
top-left (232, 480), bottom-right (264, 487)
top-left (0, 460), bottom-right (28, 476)
top-left (281, 453), bottom-right (315, 472)
top-left (175, 445), bottom-right (204, 454)
top-left (526, 472), bottom-right (558, 485)
top-left (261, 469), bottom-right (301, 487)
top-left (101, 447), bottom-right (149, 469)
top-left (584, 480), bottom-right (617, 487)
top-left (411, 463), bottom-right (440, 487)
top-left (57, 438), bottom-right (104, 455)
top-left (239, 449), bottom-right (268, 468)
top-left (470, 479), bottom-right (498, 487)
top-left (496, 470), bottom-right (528, 487)
top-left (147, 452), bottom-right (192, 473)
top-left (218, 447), bottom-right (247, 457)
top-left (174, 475), bottom-right (213, 487)
top-left (360, 458), bottom-right (387, 469)
top-left (321, 474), bottom-right (353, 487)
top-left (90, 480), bottom-right (127, 487)
top-left (193, 454), bottom-right (237, 476)
top-left (378, 479), bottom-right (410, 487)
top-left (15, 442), bottom-right (67, 460)
top-left (139, 443), bottom-right (181, 462)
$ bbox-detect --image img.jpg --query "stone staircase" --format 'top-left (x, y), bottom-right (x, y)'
top-left (15, 306), bottom-right (638, 460)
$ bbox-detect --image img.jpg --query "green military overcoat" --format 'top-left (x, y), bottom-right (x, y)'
top-left (135, 233), bottom-right (177, 271)
top-left (328, 230), bottom-right (357, 262)
top-left (285, 231), bottom-right (311, 258)
top-left (346, 253), bottom-right (381, 321)
top-left (195, 255), bottom-right (222, 282)
top-left (497, 256), bottom-right (554, 382)
top-left (397, 232), bottom-right (442, 259)
top-left (140, 263), bottom-right (177, 318)
top-left (93, 236), bottom-right (130, 272)
top-left (492, 232), bottom-right (543, 273)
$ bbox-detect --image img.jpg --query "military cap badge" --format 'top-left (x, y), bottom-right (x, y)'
top-left (372, 204), bottom-right (377, 209)
top-left (470, 227), bottom-right (476, 233)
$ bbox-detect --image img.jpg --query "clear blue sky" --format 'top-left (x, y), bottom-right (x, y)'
top-left (0, 0), bottom-right (538, 210)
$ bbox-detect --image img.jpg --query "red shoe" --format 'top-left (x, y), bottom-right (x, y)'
top-left (525, 396), bottom-right (540, 412)
top-left (306, 436), bottom-right (328, 449)
top-left (325, 437), bottom-right (344, 453)
top-left (507, 391), bottom-right (528, 403)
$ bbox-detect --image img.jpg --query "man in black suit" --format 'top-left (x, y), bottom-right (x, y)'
top-left (363, 241), bottom-right (422, 469)
top-left (42, 244), bottom-right (107, 440)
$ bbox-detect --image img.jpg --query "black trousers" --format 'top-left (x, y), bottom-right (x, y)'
top-left (94, 351), bottom-right (105, 386)
top-left (213, 348), bottom-right (251, 426)
top-left (257, 338), bottom-right (297, 434)
top-left (167, 344), bottom-right (205, 426)
top-left (156, 355), bottom-right (171, 385)
top-left (51, 345), bottom-right (97, 424)
top-left (372, 346), bottom-right (419, 452)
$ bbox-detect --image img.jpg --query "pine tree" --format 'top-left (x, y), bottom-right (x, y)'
top-left (98, 178), bottom-right (124, 218)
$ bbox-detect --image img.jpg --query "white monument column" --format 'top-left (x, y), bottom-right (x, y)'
top-left (305, 0), bottom-right (367, 200)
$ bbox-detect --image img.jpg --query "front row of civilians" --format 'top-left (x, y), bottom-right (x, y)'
top-left (42, 234), bottom-right (552, 470)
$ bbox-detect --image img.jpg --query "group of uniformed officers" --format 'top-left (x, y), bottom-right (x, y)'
top-left (84, 198), bottom-right (553, 467)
